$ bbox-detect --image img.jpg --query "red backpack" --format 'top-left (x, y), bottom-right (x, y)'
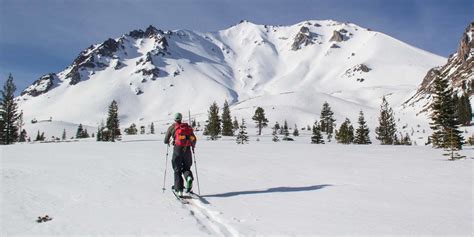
top-left (174, 123), bottom-right (195, 147)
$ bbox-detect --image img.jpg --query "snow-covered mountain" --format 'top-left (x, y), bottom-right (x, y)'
top-left (17, 20), bottom-right (445, 130)
top-left (404, 22), bottom-right (473, 112)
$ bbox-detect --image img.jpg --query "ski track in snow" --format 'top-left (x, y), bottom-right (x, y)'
top-left (178, 196), bottom-right (240, 236)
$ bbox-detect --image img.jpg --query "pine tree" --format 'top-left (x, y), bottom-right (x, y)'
top-left (221, 100), bottom-right (234, 136)
top-left (150, 122), bottom-right (155, 134)
top-left (311, 121), bottom-right (324, 144)
top-left (335, 118), bottom-right (354, 144)
top-left (62, 129), bottom-right (66, 140)
top-left (320, 101), bottom-right (336, 141)
top-left (19, 129), bottom-right (27, 142)
top-left (0, 74), bottom-right (20, 145)
top-left (457, 93), bottom-right (472, 126)
top-left (125, 123), bottom-right (138, 135)
top-left (35, 130), bottom-right (41, 141)
top-left (106, 100), bottom-right (121, 142)
top-left (236, 118), bottom-right (249, 144)
top-left (293, 124), bottom-right (299, 136)
top-left (232, 116), bottom-right (239, 132)
top-left (375, 96), bottom-right (397, 145)
top-left (354, 110), bottom-right (371, 144)
top-left (283, 120), bottom-right (289, 137)
top-left (272, 125), bottom-right (279, 142)
top-left (205, 101), bottom-right (221, 140)
top-left (252, 107), bottom-right (268, 135)
top-left (84, 129), bottom-right (90, 138)
top-left (429, 72), bottom-right (463, 150)
top-left (76, 124), bottom-right (85, 139)
top-left (402, 133), bottom-right (412, 145)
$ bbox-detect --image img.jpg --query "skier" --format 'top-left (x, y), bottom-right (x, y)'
top-left (164, 112), bottom-right (197, 197)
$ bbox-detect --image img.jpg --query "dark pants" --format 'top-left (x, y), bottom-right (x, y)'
top-left (171, 146), bottom-right (193, 191)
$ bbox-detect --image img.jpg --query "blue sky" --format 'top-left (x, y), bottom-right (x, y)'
top-left (0, 0), bottom-right (472, 92)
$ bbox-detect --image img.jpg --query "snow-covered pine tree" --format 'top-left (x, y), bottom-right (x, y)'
top-left (354, 110), bottom-right (371, 144)
top-left (62, 129), bottom-right (66, 140)
top-left (76, 124), bottom-right (85, 139)
top-left (106, 100), bottom-right (121, 142)
top-left (311, 121), bottom-right (325, 144)
top-left (84, 129), bottom-right (90, 138)
top-left (335, 118), bottom-right (354, 144)
top-left (293, 124), bottom-right (299, 136)
top-left (205, 101), bottom-right (221, 140)
top-left (252, 107), bottom-right (268, 136)
top-left (429, 72), bottom-right (464, 150)
top-left (236, 118), bottom-right (249, 144)
top-left (221, 100), bottom-right (234, 136)
top-left (375, 96), bottom-right (397, 145)
top-left (320, 101), bottom-right (336, 141)
top-left (150, 122), bottom-right (155, 134)
top-left (0, 74), bottom-right (20, 145)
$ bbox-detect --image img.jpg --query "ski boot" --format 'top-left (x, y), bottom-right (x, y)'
top-left (185, 176), bottom-right (193, 193)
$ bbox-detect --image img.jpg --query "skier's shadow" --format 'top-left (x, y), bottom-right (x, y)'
top-left (202, 184), bottom-right (332, 198)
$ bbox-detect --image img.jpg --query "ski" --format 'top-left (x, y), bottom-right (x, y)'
top-left (172, 190), bottom-right (190, 204)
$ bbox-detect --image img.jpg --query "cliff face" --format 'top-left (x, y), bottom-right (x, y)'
top-left (407, 22), bottom-right (474, 107)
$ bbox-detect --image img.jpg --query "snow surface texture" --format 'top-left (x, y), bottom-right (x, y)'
top-left (16, 20), bottom-right (446, 142)
top-left (2, 133), bottom-right (473, 236)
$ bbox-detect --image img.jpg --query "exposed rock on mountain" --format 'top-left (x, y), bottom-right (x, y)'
top-left (21, 73), bottom-right (59, 97)
top-left (405, 22), bottom-right (473, 109)
top-left (291, 26), bottom-right (316, 50)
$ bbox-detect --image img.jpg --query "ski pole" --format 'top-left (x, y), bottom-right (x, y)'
top-left (162, 144), bottom-right (170, 193)
top-left (192, 148), bottom-right (201, 195)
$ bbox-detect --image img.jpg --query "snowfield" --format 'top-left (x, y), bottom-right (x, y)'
top-left (2, 133), bottom-right (472, 236)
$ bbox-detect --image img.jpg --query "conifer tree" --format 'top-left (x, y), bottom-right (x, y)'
top-left (205, 101), bottom-right (221, 140)
top-left (19, 129), bottom-right (27, 142)
top-left (429, 72), bottom-right (464, 150)
top-left (150, 122), bottom-right (155, 134)
top-left (283, 120), bottom-right (289, 137)
top-left (311, 121), bottom-right (325, 144)
top-left (125, 123), bottom-right (138, 135)
top-left (106, 100), bottom-right (121, 142)
top-left (84, 129), bottom-right (90, 138)
top-left (375, 96), bottom-right (397, 145)
top-left (221, 100), bottom-right (234, 136)
top-left (35, 130), bottom-right (41, 141)
top-left (232, 116), bottom-right (239, 132)
top-left (354, 110), bottom-right (371, 144)
top-left (76, 124), bottom-right (85, 139)
top-left (272, 124), bottom-right (279, 142)
top-left (252, 107), bottom-right (268, 135)
top-left (335, 118), bottom-right (354, 144)
top-left (456, 93), bottom-right (472, 126)
top-left (0, 74), bottom-right (20, 144)
top-left (62, 129), bottom-right (66, 140)
top-left (236, 118), bottom-right (249, 144)
top-left (293, 124), bottom-right (299, 136)
top-left (320, 101), bottom-right (336, 141)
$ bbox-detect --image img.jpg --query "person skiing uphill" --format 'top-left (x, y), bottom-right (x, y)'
top-left (164, 112), bottom-right (197, 197)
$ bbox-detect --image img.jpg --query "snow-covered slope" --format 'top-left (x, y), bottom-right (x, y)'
top-left (16, 20), bottom-right (445, 134)
top-left (2, 136), bottom-right (472, 235)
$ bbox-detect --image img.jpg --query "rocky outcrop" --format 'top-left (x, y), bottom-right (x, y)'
top-left (291, 26), bottom-right (316, 51)
top-left (21, 73), bottom-right (59, 97)
top-left (330, 30), bottom-right (344, 42)
top-left (405, 22), bottom-right (474, 109)
top-left (330, 29), bottom-right (349, 42)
